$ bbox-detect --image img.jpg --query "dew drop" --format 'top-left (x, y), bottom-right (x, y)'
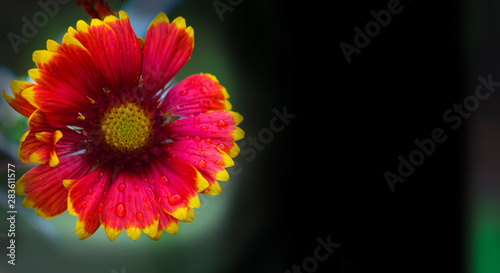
top-left (217, 143), bottom-right (227, 151)
top-left (200, 125), bottom-right (208, 132)
top-left (88, 189), bottom-right (94, 195)
top-left (168, 194), bottom-right (183, 205)
top-left (143, 197), bottom-right (148, 202)
top-left (205, 138), bottom-right (212, 145)
top-left (118, 183), bottom-right (126, 192)
top-left (198, 159), bottom-right (207, 168)
top-left (159, 175), bottom-right (170, 186)
top-left (193, 116), bottom-right (200, 123)
top-left (194, 136), bottom-right (201, 142)
top-left (215, 159), bottom-right (225, 166)
top-left (82, 203), bottom-right (87, 209)
top-left (180, 89), bottom-right (188, 96)
top-left (115, 203), bottom-right (126, 217)
top-left (136, 212), bottom-right (144, 221)
top-left (217, 120), bottom-right (228, 129)
top-left (134, 183), bottom-right (139, 191)
top-left (144, 203), bottom-right (151, 210)
top-left (98, 202), bottom-right (104, 211)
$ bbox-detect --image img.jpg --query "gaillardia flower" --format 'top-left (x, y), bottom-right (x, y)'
top-left (2, 11), bottom-right (244, 241)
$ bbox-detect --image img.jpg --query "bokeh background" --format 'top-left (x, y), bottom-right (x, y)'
top-left (0, 0), bottom-right (296, 272)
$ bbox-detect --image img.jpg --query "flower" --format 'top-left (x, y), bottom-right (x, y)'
top-left (2, 11), bottom-right (244, 241)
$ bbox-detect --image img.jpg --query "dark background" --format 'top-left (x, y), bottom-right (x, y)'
top-left (0, 0), bottom-right (468, 272)
top-left (287, 0), bottom-right (464, 272)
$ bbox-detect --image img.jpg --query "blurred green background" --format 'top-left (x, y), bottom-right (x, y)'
top-left (0, 0), bottom-right (295, 272)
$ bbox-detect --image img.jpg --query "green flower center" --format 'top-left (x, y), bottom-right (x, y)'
top-left (101, 103), bottom-right (152, 153)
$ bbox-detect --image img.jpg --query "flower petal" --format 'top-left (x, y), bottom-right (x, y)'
top-left (142, 13), bottom-right (194, 94)
top-left (67, 166), bottom-right (113, 240)
top-left (2, 80), bottom-right (37, 118)
top-left (19, 110), bottom-right (85, 166)
top-left (71, 11), bottom-right (142, 94)
top-left (16, 155), bottom-right (94, 219)
top-left (164, 140), bottom-right (234, 196)
top-left (162, 73), bottom-right (231, 116)
top-left (166, 110), bottom-right (244, 158)
top-left (99, 169), bottom-right (161, 241)
top-left (148, 158), bottom-right (207, 221)
top-left (27, 45), bottom-right (103, 127)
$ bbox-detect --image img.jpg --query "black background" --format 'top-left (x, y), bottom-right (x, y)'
top-left (0, 0), bottom-right (465, 272)
top-left (271, 0), bottom-right (462, 272)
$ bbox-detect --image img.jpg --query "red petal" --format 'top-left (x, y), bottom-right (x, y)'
top-left (2, 80), bottom-right (37, 118)
top-left (99, 169), bottom-right (160, 241)
top-left (16, 155), bottom-right (94, 219)
top-left (142, 14), bottom-right (194, 94)
top-left (162, 74), bottom-right (231, 116)
top-left (148, 158), bottom-right (206, 221)
top-left (67, 166), bottom-right (113, 240)
top-left (18, 110), bottom-right (85, 166)
top-left (166, 110), bottom-right (244, 158)
top-left (164, 140), bottom-right (233, 195)
top-left (72, 11), bottom-right (142, 94)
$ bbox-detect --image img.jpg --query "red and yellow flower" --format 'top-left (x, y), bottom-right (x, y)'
top-left (2, 11), bottom-right (243, 241)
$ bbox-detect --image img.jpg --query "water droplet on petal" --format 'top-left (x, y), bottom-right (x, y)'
top-left (200, 125), bottom-right (208, 132)
top-left (205, 138), bottom-right (212, 145)
top-left (180, 89), bottom-right (188, 96)
top-left (159, 175), bottom-right (170, 186)
top-left (134, 183), bottom-right (139, 191)
top-left (215, 159), bottom-right (225, 166)
top-left (115, 203), bottom-right (126, 217)
top-left (118, 183), bottom-right (126, 192)
top-left (82, 203), bottom-right (87, 209)
top-left (193, 116), bottom-right (200, 123)
top-left (136, 212), bottom-right (144, 221)
top-left (88, 189), bottom-right (94, 194)
top-left (217, 119), bottom-right (228, 129)
top-left (217, 143), bottom-right (227, 151)
top-left (98, 202), bottom-right (104, 211)
top-left (168, 194), bottom-right (183, 205)
top-left (198, 159), bottom-right (207, 168)
top-left (194, 136), bottom-right (201, 142)
top-left (144, 203), bottom-right (151, 210)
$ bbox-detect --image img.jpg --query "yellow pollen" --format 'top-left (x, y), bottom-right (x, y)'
top-left (101, 103), bottom-right (152, 153)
